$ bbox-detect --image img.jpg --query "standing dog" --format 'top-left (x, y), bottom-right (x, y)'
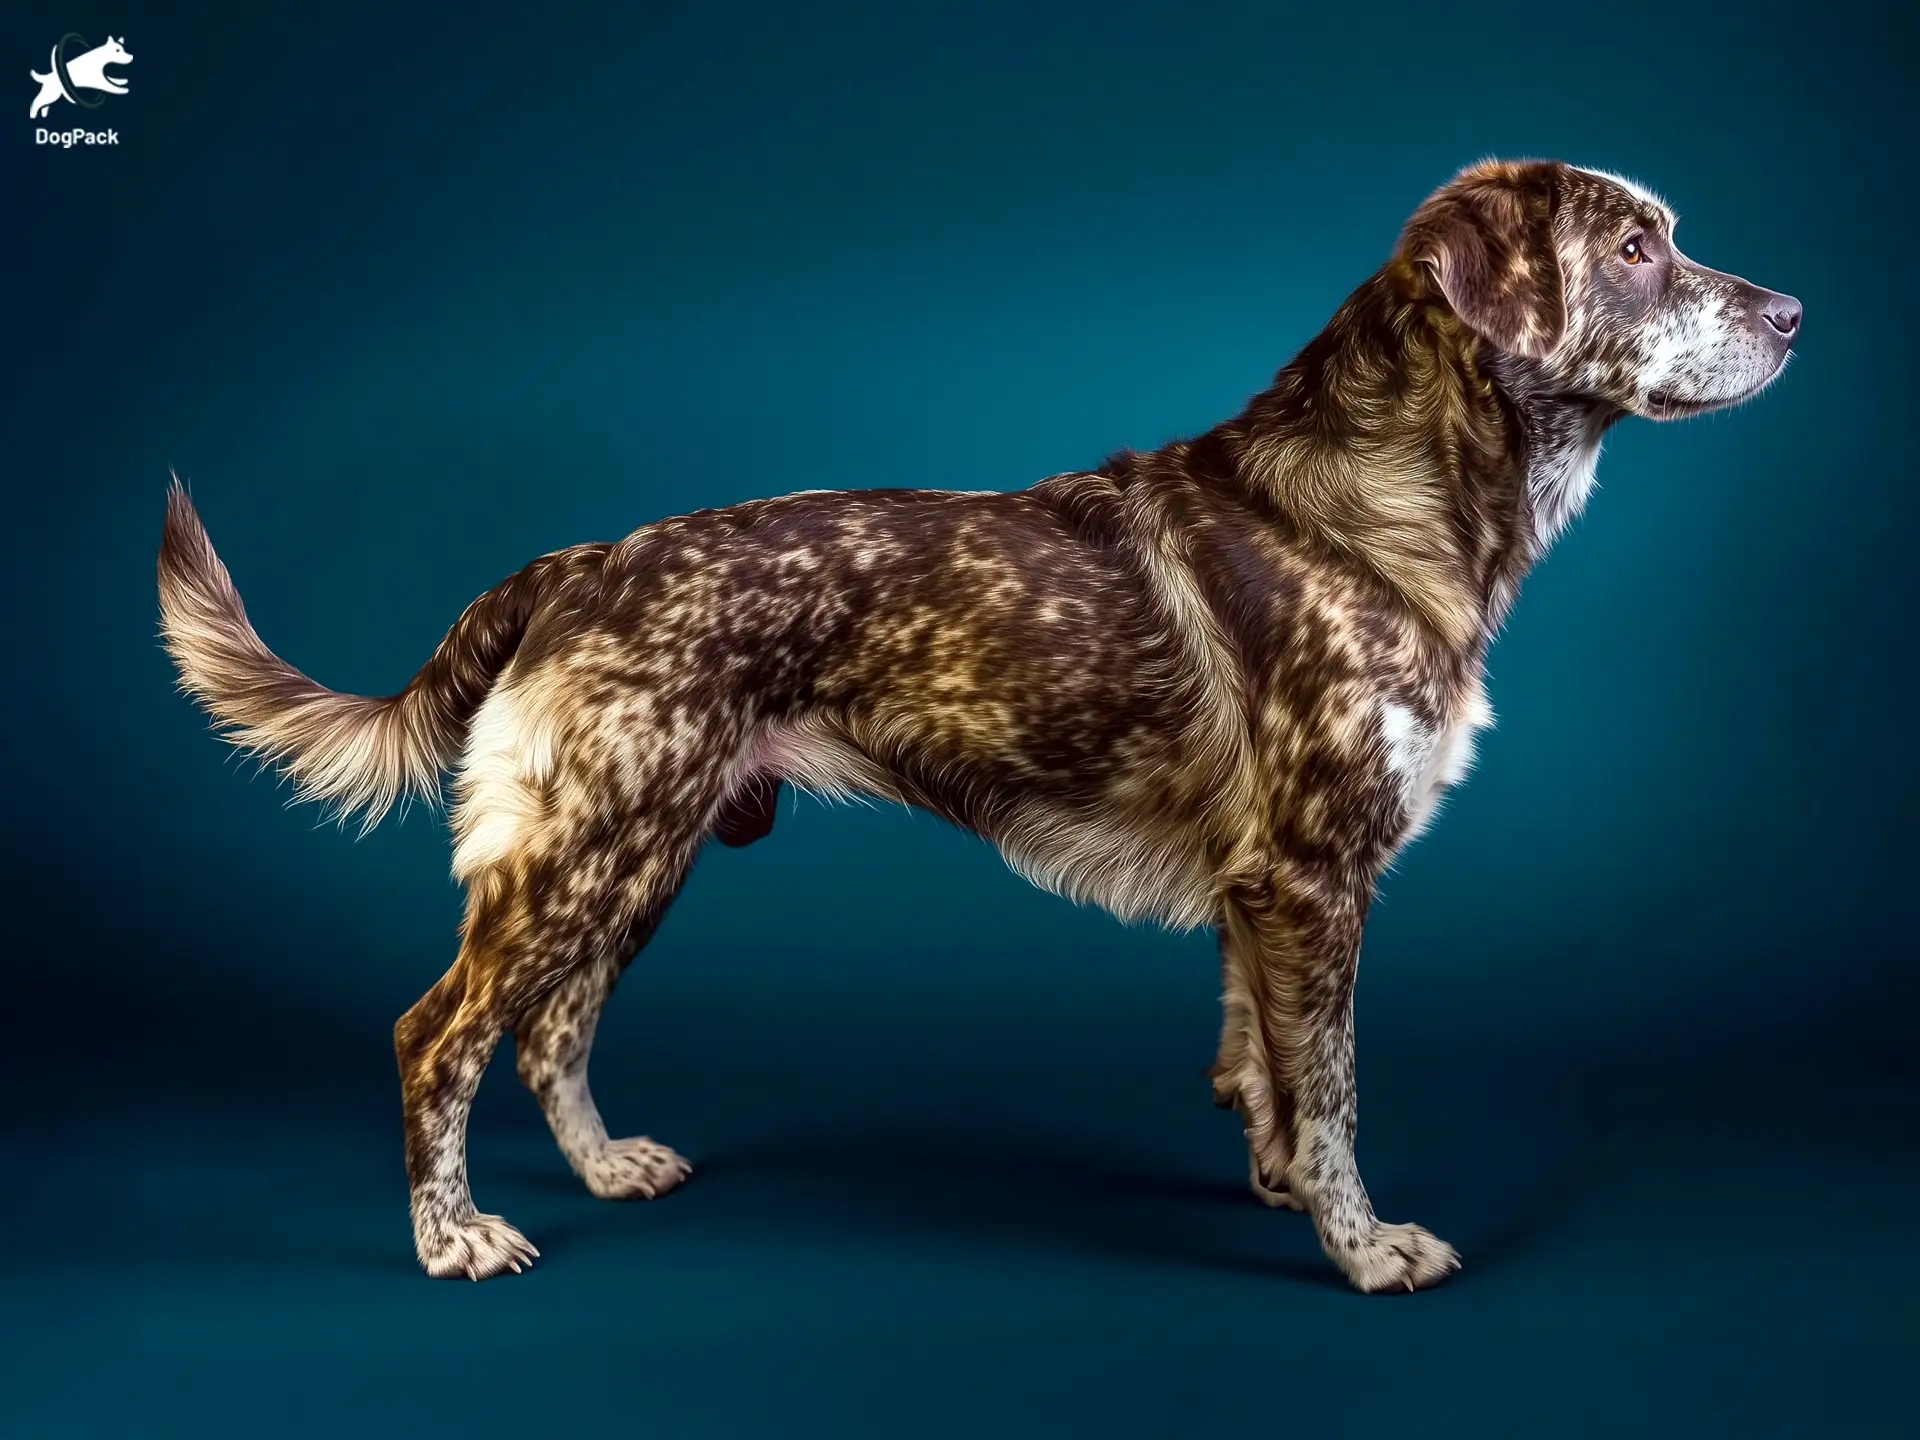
top-left (158, 160), bottom-right (1799, 1291)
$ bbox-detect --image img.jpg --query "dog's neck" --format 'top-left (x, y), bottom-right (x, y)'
top-left (1481, 350), bottom-right (1622, 558)
top-left (1207, 265), bottom-right (1528, 651)
top-left (1208, 264), bottom-right (1617, 650)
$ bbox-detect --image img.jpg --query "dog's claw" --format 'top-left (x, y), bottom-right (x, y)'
top-left (419, 1212), bottom-right (539, 1281)
top-left (582, 1137), bottom-right (693, 1201)
top-left (1335, 1221), bottom-right (1461, 1294)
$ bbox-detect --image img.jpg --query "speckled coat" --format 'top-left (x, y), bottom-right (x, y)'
top-left (158, 158), bottom-right (1800, 1291)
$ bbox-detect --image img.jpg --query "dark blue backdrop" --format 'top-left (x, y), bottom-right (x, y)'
top-left (4, 1), bottom-right (1914, 1434)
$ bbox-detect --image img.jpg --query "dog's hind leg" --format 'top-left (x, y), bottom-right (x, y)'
top-left (392, 670), bottom-right (739, 1277)
top-left (1224, 863), bottom-right (1460, 1293)
top-left (514, 939), bottom-right (692, 1201)
top-left (396, 832), bottom-right (702, 1278)
top-left (511, 718), bottom-right (768, 1198)
top-left (392, 926), bottom-right (539, 1280)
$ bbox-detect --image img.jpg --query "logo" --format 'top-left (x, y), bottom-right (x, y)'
top-left (29, 32), bottom-right (130, 145)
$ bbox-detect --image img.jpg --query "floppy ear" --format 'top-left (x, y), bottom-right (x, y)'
top-left (1398, 160), bottom-right (1565, 360)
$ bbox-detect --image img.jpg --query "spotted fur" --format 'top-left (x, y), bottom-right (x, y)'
top-left (157, 160), bottom-right (1798, 1292)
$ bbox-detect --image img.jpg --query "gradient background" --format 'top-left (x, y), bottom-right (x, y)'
top-left (4, 0), bottom-right (1915, 1434)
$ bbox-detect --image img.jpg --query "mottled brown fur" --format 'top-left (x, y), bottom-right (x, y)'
top-left (158, 159), bottom-right (1798, 1291)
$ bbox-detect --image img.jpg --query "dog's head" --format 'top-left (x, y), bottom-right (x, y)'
top-left (99, 36), bottom-right (133, 66)
top-left (1397, 159), bottom-right (1799, 420)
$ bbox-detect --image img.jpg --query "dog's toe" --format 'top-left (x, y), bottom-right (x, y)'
top-left (582, 1137), bottom-right (692, 1201)
top-left (417, 1212), bottom-right (539, 1280)
top-left (1336, 1221), bottom-right (1461, 1294)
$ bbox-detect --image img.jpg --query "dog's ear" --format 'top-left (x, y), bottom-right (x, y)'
top-left (1398, 160), bottom-right (1566, 360)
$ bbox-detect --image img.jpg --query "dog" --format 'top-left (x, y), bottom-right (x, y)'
top-left (29, 35), bottom-right (131, 119)
top-left (158, 159), bottom-right (1799, 1291)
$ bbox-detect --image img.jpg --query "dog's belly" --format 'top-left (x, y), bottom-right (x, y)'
top-left (742, 716), bottom-right (1221, 930)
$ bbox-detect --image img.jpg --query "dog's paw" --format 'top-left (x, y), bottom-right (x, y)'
top-left (1335, 1221), bottom-right (1461, 1294)
top-left (417, 1212), bottom-right (539, 1281)
top-left (581, 1137), bottom-right (692, 1201)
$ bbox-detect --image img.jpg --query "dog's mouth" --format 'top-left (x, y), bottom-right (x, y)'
top-left (1641, 390), bottom-right (1718, 421)
top-left (1642, 356), bottom-right (1791, 422)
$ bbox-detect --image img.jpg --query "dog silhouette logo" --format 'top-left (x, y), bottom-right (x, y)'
top-left (29, 33), bottom-right (132, 120)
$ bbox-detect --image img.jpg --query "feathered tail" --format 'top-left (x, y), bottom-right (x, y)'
top-left (157, 477), bottom-right (547, 830)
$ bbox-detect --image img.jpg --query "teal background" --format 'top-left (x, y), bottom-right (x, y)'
top-left (4, 0), bottom-right (1915, 1434)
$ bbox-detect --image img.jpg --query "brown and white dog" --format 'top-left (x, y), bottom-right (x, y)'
top-left (158, 159), bottom-right (1799, 1291)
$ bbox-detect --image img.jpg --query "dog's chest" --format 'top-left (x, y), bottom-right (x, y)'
top-left (1376, 684), bottom-right (1494, 846)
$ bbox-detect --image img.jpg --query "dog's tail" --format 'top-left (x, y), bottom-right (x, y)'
top-left (157, 477), bottom-right (549, 831)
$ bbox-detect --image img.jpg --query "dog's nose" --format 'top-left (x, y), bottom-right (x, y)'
top-left (1759, 291), bottom-right (1802, 343)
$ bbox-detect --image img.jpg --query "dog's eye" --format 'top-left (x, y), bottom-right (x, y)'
top-left (1620, 238), bottom-right (1646, 264)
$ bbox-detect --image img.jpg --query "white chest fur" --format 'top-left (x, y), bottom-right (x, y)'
top-left (1528, 409), bottom-right (1609, 554)
top-left (1377, 686), bottom-right (1494, 848)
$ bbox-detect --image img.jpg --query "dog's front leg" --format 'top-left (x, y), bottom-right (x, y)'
top-left (1210, 925), bottom-right (1303, 1211)
top-left (1223, 865), bottom-right (1460, 1293)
